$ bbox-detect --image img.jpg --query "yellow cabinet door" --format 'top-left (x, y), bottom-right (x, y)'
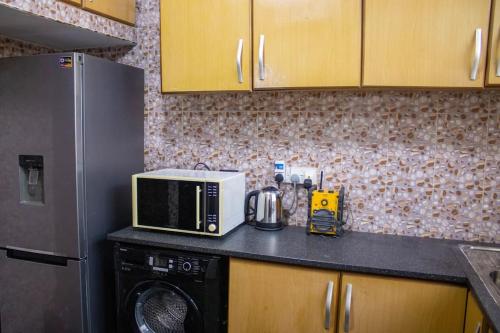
top-left (82, 0), bottom-right (136, 25)
top-left (228, 258), bottom-right (340, 333)
top-left (363, 0), bottom-right (491, 87)
top-left (253, 0), bottom-right (361, 89)
top-left (464, 291), bottom-right (486, 333)
top-left (487, 0), bottom-right (500, 85)
top-left (338, 273), bottom-right (467, 333)
top-left (160, 0), bottom-right (251, 93)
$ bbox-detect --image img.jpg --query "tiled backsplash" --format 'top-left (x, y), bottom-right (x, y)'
top-left (0, 0), bottom-right (498, 242)
top-left (146, 91), bottom-right (499, 243)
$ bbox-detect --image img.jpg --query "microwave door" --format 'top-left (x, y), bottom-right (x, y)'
top-left (137, 178), bottom-right (205, 232)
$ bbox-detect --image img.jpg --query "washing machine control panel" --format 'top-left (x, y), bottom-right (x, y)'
top-left (146, 254), bottom-right (208, 278)
top-left (117, 245), bottom-right (222, 281)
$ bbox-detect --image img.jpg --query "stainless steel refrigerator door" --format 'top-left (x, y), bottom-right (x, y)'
top-left (81, 54), bottom-right (144, 333)
top-left (0, 54), bottom-right (83, 258)
top-left (0, 249), bottom-right (85, 333)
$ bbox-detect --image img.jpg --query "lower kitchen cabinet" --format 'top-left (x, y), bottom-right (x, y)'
top-left (465, 291), bottom-right (485, 333)
top-left (337, 273), bottom-right (467, 333)
top-left (228, 258), bottom-right (340, 333)
top-left (464, 291), bottom-right (495, 333)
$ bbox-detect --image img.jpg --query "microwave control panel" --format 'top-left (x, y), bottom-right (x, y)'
top-left (206, 182), bottom-right (219, 233)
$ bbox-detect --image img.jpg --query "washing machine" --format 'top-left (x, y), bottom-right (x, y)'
top-left (114, 243), bottom-right (228, 333)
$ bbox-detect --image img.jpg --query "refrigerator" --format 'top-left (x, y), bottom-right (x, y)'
top-left (0, 53), bottom-right (144, 333)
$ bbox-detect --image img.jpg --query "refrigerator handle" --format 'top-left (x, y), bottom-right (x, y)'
top-left (6, 247), bottom-right (68, 267)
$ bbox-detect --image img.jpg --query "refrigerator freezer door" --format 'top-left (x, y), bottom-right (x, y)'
top-left (0, 54), bottom-right (83, 258)
top-left (0, 249), bottom-right (85, 333)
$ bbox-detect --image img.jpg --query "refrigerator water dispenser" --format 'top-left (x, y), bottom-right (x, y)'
top-left (19, 155), bottom-right (44, 204)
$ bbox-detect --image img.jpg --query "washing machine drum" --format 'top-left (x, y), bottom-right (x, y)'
top-left (130, 282), bottom-right (203, 333)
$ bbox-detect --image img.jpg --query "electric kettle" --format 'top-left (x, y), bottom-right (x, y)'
top-left (245, 186), bottom-right (284, 231)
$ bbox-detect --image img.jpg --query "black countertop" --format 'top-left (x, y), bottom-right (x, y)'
top-left (108, 224), bottom-right (466, 284)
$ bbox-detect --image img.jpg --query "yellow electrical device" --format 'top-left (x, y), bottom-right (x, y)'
top-left (307, 186), bottom-right (345, 236)
top-left (310, 190), bottom-right (340, 216)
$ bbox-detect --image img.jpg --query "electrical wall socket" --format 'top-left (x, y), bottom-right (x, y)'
top-left (284, 167), bottom-right (317, 185)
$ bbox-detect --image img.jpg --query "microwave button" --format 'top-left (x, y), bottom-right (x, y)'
top-left (208, 224), bottom-right (217, 232)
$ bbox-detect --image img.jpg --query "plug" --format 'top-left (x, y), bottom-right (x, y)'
top-left (290, 174), bottom-right (300, 185)
top-left (303, 178), bottom-right (313, 190)
top-left (275, 173), bottom-right (284, 188)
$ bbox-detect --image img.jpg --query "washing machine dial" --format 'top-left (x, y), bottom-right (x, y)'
top-left (182, 261), bottom-right (192, 272)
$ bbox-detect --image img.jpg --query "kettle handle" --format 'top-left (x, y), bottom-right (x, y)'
top-left (244, 190), bottom-right (261, 223)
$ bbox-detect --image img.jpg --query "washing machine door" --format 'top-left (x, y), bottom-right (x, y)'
top-left (127, 281), bottom-right (203, 333)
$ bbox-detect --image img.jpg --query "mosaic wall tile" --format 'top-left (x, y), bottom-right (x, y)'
top-left (486, 99), bottom-right (499, 158)
top-left (342, 149), bottom-right (388, 189)
top-left (387, 107), bottom-right (437, 153)
top-left (431, 190), bottom-right (490, 242)
top-left (434, 155), bottom-right (486, 191)
top-left (387, 151), bottom-right (435, 188)
top-left (301, 110), bottom-right (344, 152)
top-left (182, 111), bottom-right (220, 170)
top-left (484, 157), bottom-right (500, 192)
top-left (385, 186), bottom-right (434, 237)
top-left (348, 184), bottom-right (388, 233)
top-left (1, 0), bottom-right (498, 242)
top-left (436, 94), bottom-right (489, 157)
top-left (218, 110), bottom-right (260, 189)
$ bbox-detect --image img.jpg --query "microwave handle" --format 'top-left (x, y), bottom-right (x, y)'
top-left (196, 185), bottom-right (202, 230)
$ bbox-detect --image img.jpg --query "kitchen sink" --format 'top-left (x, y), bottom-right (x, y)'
top-left (460, 245), bottom-right (500, 304)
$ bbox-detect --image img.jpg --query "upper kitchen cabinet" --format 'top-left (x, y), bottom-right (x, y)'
top-left (160, 0), bottom-right (251, 93)
top-left (82, 0), bottom-right (136, 25)
top-left (253, 0), bottom-right (362, 89)
top-left (338, 273), bottom-right (467, 333)
top-left (363, 0), bottom-right (491, 88)
top-left (487, 0), bottom-right (500, 85)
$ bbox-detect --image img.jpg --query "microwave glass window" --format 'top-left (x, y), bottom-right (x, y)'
top-left (137, 178), bottom-right (204, 231)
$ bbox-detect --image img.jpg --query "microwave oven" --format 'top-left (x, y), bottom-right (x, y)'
top-left (132, 169), bottom-right (245, 236)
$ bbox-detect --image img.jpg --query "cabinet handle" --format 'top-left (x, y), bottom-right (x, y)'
top-left (344, 283), bottom-right (352, 332)
top-left (236, 39), bottom-right (244, 83)
top-left (474, 322), bottom-right (481, 333)
top-left (258, 34), bottom-right (265, 80)
top-left (324, 281), bottom-right (334, 330)
top-left (470, 28), bottom-right (482, 81)
top-left (195, 186), bottom-right (202, 230)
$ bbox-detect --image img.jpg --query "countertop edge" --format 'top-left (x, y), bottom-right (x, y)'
top-left (107, 233), bottom-right (467, 285)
